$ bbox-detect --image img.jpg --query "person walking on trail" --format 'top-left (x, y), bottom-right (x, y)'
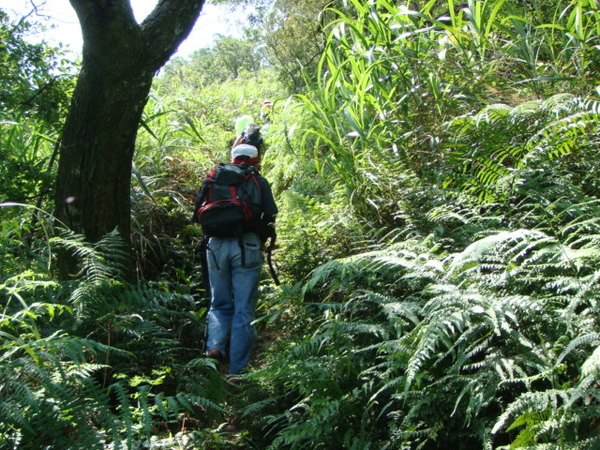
top-left (193, 131), bottom-right (278, 375)
top-left (260, 99), bottom-right (273, 124)
top-left (232, 120), bottom-right (261, 150)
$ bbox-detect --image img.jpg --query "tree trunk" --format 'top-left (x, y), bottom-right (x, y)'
top-left (55, 0), bottom-right (205, 280)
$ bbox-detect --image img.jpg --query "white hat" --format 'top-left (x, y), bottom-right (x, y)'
top-left (232, 144), bottom-right (258, 159)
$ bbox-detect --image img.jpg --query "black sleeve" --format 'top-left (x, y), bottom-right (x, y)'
top-left (258, 176), bottom-right (278, 223)
top-left (256, 175), bottom-right (278, 241)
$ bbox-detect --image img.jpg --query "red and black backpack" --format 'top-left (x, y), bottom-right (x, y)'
top-left (196, 163), bottom-right (262, 238)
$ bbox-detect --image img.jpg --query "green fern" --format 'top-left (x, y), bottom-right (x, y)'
top-left (247, 214), bottom-right (600, 448)
top-left (444, 94), bottom-right (600, 202)
top-left (0, 229), bottom-right (228, 448)
top-left (492, 388), bottom-right (600, 448)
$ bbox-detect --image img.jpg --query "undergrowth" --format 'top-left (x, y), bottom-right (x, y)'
top-left (0, 228), bottom-right (230, 449)
top-left (244, 217), bottom-right (600, 448)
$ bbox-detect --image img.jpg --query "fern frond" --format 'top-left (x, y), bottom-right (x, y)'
top-left (580, 345), bottom-right (600, 381)
top-left (111, 382), bottom-right (134, 449)
top-left (51, 229), bottom-right (128, 284)
top-left (556, 332), bottom-right (600, 366)
top-left (444, 93), bottom-right (600, 202)
top-left (492, 387), bottom-right (600, 447)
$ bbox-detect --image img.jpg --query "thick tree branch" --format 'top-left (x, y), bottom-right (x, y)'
top-left (141, 0), bottom-right (207, 69)
top-left (68, 0), bottom-right (138, 55)
top-left (68, 0), bottom-right (206, 70)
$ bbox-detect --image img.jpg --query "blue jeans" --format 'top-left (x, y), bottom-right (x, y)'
top-left (205, 233), bottom-right (263, 374)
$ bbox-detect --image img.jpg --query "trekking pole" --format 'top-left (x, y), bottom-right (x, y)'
top-left (266, 238), bottom-right (280, 286)
top-left (199, 236), bottom-right (211, 353)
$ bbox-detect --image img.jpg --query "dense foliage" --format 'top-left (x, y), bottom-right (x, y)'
top-left (1, 0), bottom-right (600, 448)
top-left (0, 9), bottom-right (75, 125)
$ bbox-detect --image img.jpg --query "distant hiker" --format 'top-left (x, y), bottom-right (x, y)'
top-left (193, 132), bottom-right (277, 375)
top-left (232, 122), bottom-right (264, 150)
top-left (260, 99), bottom-right (273, 124)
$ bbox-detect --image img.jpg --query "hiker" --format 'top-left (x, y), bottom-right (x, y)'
top-left (232, 122), bottom-right (263, 150)
top-left (260, 99), bottom-right (273, 124)
top-left (193, 133), bottom-right (277, 375)
top-left (233, 115), bottom-right (254, 147)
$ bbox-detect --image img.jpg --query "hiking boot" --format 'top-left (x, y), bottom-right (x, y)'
top-left (206, 348), bottom-right (223, 361)
top-left (226, 374), bottom-right (246, 388)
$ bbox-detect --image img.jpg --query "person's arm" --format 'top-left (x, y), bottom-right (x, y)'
top-left (259, 177), bottom-right (278, 223)
top-left (232, 134), bottom-right (244, 148)
top-left (257, 176), bottom-right (278, 241)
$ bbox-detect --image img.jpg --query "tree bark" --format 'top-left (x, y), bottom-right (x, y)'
top-left (55, 0), bottom-right (205, 280)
